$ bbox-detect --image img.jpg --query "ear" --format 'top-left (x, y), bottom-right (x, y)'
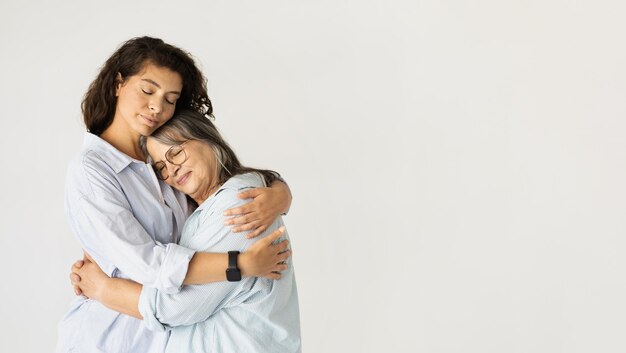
top-left (115, 72), bottom-right (123, 97)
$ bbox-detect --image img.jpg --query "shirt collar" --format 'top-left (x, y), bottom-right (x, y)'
top-left (84, 132), bottom-right (142, 173)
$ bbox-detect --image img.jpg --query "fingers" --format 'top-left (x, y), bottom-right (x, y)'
top-left (224, 187), bottom-right (270, 216)
top-left (73, 285), bottom-right (82, 296)
top-left (224, 203), bottom-right (254, 217)
top-left (273, 264), bottom-right (288, 272)
top-left (237, 188), bottom-right (264, 200)
top-left (246, 225), bottom-right (268, 239)
top-left (276, 250), bottom-right (292, 263)
top-left (272, 239), bottom-right (290, 253)
top-left (232, 220), bottom-right (261, 233)
top-left (70, 272), bottom-right (81, 284)
top-left (260, 226), bottom-right (285, 245)
top-left (263, 272), bottom-right (282, 280)
top-left (71, 259), bottom-right (84, 296)
top-left (226, 213), bottom-right (258, 226)
top-left (70, 272), bottom-right (82, 296)
top-left (72, 260), bottom-right (84, 271)
top-left (83, 251), bottom-right (95, 263)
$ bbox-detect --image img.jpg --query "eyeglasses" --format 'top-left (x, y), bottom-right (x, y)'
top-left (153, 140), bottom-right (190, 180)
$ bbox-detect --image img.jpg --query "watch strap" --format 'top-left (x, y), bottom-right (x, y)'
top-left (226, 251), bottom-right (241, 282)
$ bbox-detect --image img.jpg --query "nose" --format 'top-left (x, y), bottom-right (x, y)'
top-left (166, 161), bottom-right (179, 178)
top-left (149, 98), bottom-right (163, 114)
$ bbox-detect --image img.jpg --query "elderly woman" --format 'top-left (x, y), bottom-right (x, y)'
top-left (71, 110), bottom-right (301, 353)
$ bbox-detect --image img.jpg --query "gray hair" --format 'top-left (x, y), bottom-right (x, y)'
top-left (140, 110), bottom-right (279, 187)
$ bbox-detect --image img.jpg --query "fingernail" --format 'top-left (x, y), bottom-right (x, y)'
top-left (279, 226), bottom-right (285, 232)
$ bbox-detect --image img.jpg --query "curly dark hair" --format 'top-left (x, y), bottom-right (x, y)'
top-left (82, 36), bottom-right (213, 135)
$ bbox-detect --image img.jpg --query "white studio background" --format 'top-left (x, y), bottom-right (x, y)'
top-left (1, 1), bottom-right (626, 352)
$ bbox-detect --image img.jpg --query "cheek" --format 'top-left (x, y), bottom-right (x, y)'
top-left (164, 178), bottom-right (177, 188)
top-left (120, 89), bottom-right (144, 109)
top-left (161, 108), bottom-right (175, 121)
top-left (188, 156), bottom-right (204, 172)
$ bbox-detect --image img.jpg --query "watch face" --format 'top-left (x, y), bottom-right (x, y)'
top-left (226, 269), bottom-right (242, 282)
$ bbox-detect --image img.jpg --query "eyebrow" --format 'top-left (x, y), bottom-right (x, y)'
top-left (141, 79), bottom-right (181, 95)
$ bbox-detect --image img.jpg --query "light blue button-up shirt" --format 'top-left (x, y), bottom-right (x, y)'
top-left (57, 133), bottom-right (196, 353)
top-left (139, 173), bottom-right (301, 353)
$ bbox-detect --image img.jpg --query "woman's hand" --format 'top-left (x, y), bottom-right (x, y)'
top-left (69, 252), bottom-right (110, 301)
top-left (239, 226), bottom-right (291, 280)
top-left (224, 180), bottom-right (292, 239)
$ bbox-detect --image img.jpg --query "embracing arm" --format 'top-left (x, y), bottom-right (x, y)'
top-left (71, 227), bottom-right (290, 320)
top-left (69, 158), bottom-right (290, 293)
top-left (74, 195), bottom-right (286, 288)
top-left (224, 179), bottom-right (292, 238)
top-left (187, 178), bottom-right (290, 282)
top-left (139, 186), bottom-right (290, 330)
top-left (100, 278), bottom-right (143, 319)
top-left (181, 179), bottom-right (293, 284)
top-left (72, 189), bottom-right (193, 293)
top-left (183, 229), bottom-right (287, 284)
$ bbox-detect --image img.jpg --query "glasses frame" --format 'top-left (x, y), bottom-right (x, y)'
top-left (153, 140), bottom-right (190, 181)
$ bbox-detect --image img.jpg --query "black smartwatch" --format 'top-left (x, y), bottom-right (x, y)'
top-left (226, 251), bottom-right (242, 282)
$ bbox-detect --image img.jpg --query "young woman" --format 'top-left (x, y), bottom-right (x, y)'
top-left (72, 110), bottom-right (301, 353)
top-left (57, 37), bottom-right (293, 353)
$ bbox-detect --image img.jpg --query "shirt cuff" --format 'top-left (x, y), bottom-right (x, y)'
top-left (156, 243), bottom-right (195, 294)
top-left (138, 287), bottom-right (167, 332)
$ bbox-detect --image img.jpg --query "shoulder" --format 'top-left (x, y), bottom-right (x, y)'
top-left (65, 148), bottom-right (120, 200)
top-left (186, 174), bottom-right (265, 250)
top-left (195, 173), bottom-right (263, 217)
top-left (216, 173), bottom-right (264, 204)
top-left (68, 148), bottom-right (115, 175)
top-left (221, 172), bottom-right (265, 192)
top-left (66, 133), bottom-right (134, 186)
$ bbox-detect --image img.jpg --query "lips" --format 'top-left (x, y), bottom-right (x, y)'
top-left (176, 171), bottom-right (191, 185)
top-left (140, 114), bottom-right (159, 127)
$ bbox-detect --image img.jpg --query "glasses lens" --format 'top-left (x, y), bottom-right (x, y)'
top-left (166, 144), bottom-right (187, 165)
top-left (154, 162), bottom-right (168, 180)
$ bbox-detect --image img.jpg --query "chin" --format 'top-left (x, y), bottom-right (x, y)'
top-left (170, 180), bottom-right (190, 193)
top-left (180, 180), bottom-right (201, 197)
top-left (132, 124), bottom-right (154, 137)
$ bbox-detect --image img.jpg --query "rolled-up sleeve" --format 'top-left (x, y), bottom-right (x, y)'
top-left (139, 277), bottom-right (254, 331)
top-left (66, 152), bottom-right (195, 294)
top-left (74, 193), bottom-right (195, 294)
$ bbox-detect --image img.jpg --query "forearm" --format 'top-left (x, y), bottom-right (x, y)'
top-left (75, 195), bottom-right (196, 290)
top-left (99, 278), bottom-right (143, 319)
top-left (270, 180), bottom-right (292, 214)
top-left (183, 252), bottom-right (253, 285)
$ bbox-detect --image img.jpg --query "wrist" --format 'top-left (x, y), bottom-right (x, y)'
top-left (226, 251), bottom-right (242, 282)
top-left (96, 278), bottom-right (112, 302)
top-left (281, 184), bottom-right (292, 214)
top-left (238, 252), bottom-right (251, 278)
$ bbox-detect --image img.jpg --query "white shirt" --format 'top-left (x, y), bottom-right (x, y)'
top-left (56, 133), bottom-right (196, 353)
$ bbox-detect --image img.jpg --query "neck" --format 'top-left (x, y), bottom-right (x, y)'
top-left (191, 182), bottom-right (222, 205)
top-left (100, 118), bottom-right (145, 161)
